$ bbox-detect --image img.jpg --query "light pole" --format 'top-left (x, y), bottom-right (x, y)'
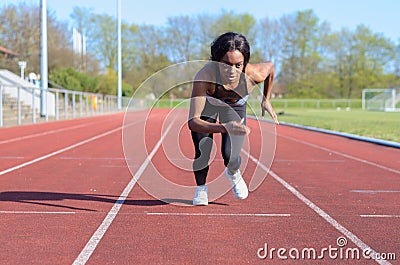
top-left (40, 0), bottom-right (48, 119)
top-left (117, 0), bottom-right (122, 110)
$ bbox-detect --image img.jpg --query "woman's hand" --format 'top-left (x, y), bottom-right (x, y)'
top-left (261, 99), bottom-right (279, 124)
top-left (223, 118), bottom-right (250, 135)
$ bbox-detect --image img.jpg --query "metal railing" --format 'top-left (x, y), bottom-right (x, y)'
top-left (0, 85), bottom-right (366, 128)
top-left (147, 98), bottom-right (363, 110)
top-left (0, 84), bottom-right (132, 128)
top-left (264, 98), bottom-right (362, 109)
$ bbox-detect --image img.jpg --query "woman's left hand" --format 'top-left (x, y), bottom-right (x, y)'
top-left (261, 99), bottom-right (279, 124)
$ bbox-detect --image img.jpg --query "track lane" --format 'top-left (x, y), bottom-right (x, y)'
top-left (0, 114), bottom-right (128, 171)
top-left (0, 109), bottom-right (398, 264)
top-left (267, 121), bottom-right (399, 264)
top-left (0, 114), bottom-right (121, 143)
top-left (84, 110), bottom-right (377, 264)
top-left (0, 112), bottom-right (148, 264)
top-left (276, 124), bottom-right (400, 172)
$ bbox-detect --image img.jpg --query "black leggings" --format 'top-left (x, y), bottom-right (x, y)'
top-left (190, 101), bottom-right (246, 186)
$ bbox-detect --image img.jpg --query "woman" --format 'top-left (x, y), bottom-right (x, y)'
top-left (188, 32), bottom-right (278, 206)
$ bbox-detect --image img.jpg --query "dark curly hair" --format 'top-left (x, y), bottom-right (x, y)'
top-left (210, 32), bottom-right (251, 72)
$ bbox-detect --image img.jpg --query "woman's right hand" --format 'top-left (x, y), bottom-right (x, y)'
top-left (223, 118), bottom-right (250, 135)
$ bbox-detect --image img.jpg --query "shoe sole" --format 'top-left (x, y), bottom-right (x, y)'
top-left (193, 201), bottom-right (208, 206)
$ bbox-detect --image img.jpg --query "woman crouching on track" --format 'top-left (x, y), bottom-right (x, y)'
top-left (188, 32), bottom-right (279, 206)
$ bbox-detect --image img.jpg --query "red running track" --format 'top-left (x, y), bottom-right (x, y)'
top-left (0, 109), bottom-right (399, 264)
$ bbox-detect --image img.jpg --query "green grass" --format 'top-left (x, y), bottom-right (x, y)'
top-left (264, 108), bottom-right (399, 142)
top-left (153, 99), bottom-right (190, 108)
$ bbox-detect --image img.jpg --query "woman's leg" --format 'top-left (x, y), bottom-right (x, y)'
top-left (190, 102), bottom-right (218, 186)
top-left (219, 104), bottom-right (246, 174)
top-left (191, 130), bottom-right (214, 185)
top-left (219, 104), bottom-right (248, 199)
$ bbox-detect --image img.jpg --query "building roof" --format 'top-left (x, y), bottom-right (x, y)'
top-left (0, 46), bottom-right (19, 57)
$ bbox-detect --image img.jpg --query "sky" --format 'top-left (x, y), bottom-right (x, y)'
top-left (1, 0), bottom-right (399, 42)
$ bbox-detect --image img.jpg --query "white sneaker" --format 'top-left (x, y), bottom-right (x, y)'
top-left (193, 185), bottom-right (208, 206)
top-left (224, 168), bottom-right (248, 199)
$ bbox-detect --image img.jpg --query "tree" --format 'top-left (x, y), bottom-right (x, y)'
top-left (0, 3), bottom-right (77, 76)
top-left (327, 26), bottom-right (396, 98)
top-left (124, 25), bottom-right (172, 96)
top-left (49, 67), bottom-right (99, 92)
top-left (165, 15), bottom-right (199, 62)
top-left (278, 10), bottom-right (326, 97)
top-left (211, 11), bottom-right (257, 44)
top-left (89, 14), bottom-right (118, 70)
top-left (255, 17), bottom-right (283, 68)
top-left (121, 24), bottom-right (140, 74)
top-left (394, 41), bottom-right (400, 78)
top-left (195, 13), bottom-right (218, 60)
top-left (0, 3), bottom-right (41, 74)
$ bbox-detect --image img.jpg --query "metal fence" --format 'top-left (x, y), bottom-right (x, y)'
top-left (0, 84), bottom-right (365, 128)
top-left (0, 84), bottom-right (132, 128)
top-left (148, 98), bottom-right (363, 110)
top-left (264, 98), bottom-right (362, 109)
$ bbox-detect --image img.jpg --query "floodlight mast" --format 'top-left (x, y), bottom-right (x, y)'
top-left (117, 0), bottom-right (122, 110)
top-left (40, 0), bottom-right (48, 119)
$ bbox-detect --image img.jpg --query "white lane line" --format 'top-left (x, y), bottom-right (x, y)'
top-left (0, 120), bottom-right (141, 177)
top-left (0, 118), bottom-right (114, 145)
top-left (72, 119), bottom-right (175, 265)
top-left (99, 165), bottom-right (128, 168)
top-left (274, 159), bottom-right (345, 163)
top-left (146, 212), bottom-right (290, 217)
top-left (351, 190), bottom-right (400, 194)
top-left (360, 215), bottom-right (400, 218)
top-left (0, 211), bottom-right (75, 214)
top-left (0, 156), bottom-right (25, 159)
top-left (0, 129), bottom-right (119, 176)
top-left (243, 150), bottom-right (391, 265)
top-left (279, 134), bottom-right (400, 175)
top-left (59, 157), bottom-right (126, 160)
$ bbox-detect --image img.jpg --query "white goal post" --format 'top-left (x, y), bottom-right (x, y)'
top-left (362, 88), bottom-right (399, 112)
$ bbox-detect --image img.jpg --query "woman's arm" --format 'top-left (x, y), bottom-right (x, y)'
top-left (260, 63), bottom-right (278, 124)
top-left (246, 62), bottom-right (279, 124)
top-left (188, 79), bottom-right (227, 133)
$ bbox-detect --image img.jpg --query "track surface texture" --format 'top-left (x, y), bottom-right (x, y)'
top-left (0, 109), bottom-right (398, 264)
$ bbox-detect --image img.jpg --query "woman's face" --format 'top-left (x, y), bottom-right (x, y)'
top-left (219, 50), bottom-right (244, 85)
